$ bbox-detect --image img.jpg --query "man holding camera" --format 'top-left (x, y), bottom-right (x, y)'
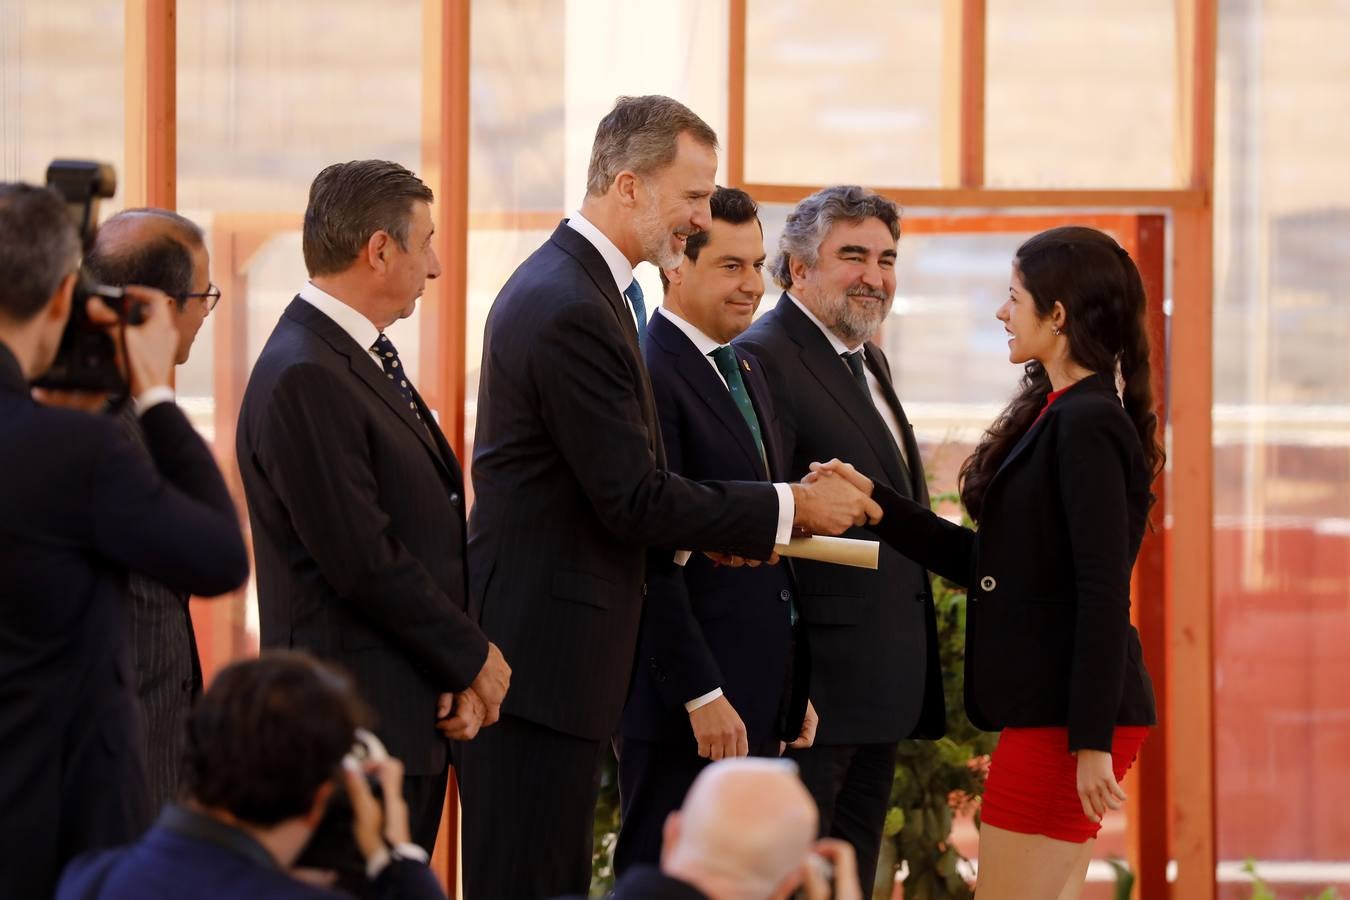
top-left (57, 652), bottom-right (447, 900)
top-left (84, 207), bottom-right (220, 816)
top-left (0, 183), bottom-right (249, 897)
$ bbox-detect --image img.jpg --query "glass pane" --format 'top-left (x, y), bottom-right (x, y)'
top-left (745, 0), bottom-right (943, 187)
top-left (1213, 0), bottom-right (1350, 893)
top-left (986, 0), bottom-right (1177, 188)
top-left (0, 1), bottom-right (125, 208)
top-left (176, 0), bottom-right (426, 668)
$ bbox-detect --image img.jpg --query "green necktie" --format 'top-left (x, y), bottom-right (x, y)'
top-left (708, 345), bottom-right (768, 473)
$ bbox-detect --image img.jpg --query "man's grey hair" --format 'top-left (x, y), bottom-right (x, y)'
top-left (769, 185), bottom-right (901, 290)
top-left (585, 95), bottom-right (719, 197)
top-left (0, 183), bottom-right (82, 324)
top-left (303, 160), bottom-right (433, 277)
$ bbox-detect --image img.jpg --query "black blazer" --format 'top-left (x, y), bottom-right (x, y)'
top-left (0, 343), bottom-right (247, 898)
top-left (867, 372), bottom-right (1157, 751)
top-left (57, 805), bottom-right (446, 900)
top-left (236, 298), bottom-right (488, 776)
top-left (468, 222), bottom-right (780, 741)
top-left (620, 311), bottom-right (809, 747)
top-left (736, 294), bottom-right (944, 744)
top-left (554, 865), bottom-right (709, 900)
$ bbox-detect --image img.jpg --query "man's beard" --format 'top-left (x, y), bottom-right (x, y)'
top-left (636, 196), bottom-right (692, 270)
top-left (820, 285), bottom-right (893, 346)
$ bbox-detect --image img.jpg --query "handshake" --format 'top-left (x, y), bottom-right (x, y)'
top-left (789, 458), bottom-right (882, 537)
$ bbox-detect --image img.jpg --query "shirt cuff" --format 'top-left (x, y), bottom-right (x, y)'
top-left (772, 482), bottom-right (795, 546)
top-left (673, 550), bottom-right (692, 566)
top-left (133, 385), bottom-right (175, 416)
top-left (684, 687), bottom-right (724, 713)
top-left (366, 842), bottom-right (429, 880)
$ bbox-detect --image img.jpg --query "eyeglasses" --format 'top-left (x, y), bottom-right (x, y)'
top-left (183, 283), bottom-right (222, 312)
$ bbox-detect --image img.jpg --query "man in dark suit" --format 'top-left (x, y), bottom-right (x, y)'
top-left (736, 185), bottom-right (946, 894)
top-left (58, 652), bottom-right (446, 900)
top-left (237, 160), bottom-right (510, 852)
top-left (615, 186), bottom-right (818, 873)
top-left (85, 208), bottom-right (219, 815)
top-left (460, 96), bottom-right (878, 899)
top-left (0, 183), bottom-right (249, 897)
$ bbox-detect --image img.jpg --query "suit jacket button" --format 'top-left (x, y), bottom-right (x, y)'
top-left (642, 583), bottom-right (648, 597)
top-left (979, 576), bottom-right (997, 592)
top-left (779, 589), bottom-right (791, 602)
top-left (449, 492), bottom-right (462, 507)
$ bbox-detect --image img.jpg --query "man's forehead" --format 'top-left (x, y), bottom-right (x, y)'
top-left (821, 217), bottom-right (896, 249)
top-left (700, 218), bottom-right (763, 256)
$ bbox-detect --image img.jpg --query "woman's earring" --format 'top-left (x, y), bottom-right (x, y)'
top-left (1052, 327), bottom-right (1062, 336)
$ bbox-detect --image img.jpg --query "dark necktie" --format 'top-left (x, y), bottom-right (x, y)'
top-left (841, 349), bottom-right (912, 496)
top-left (708, 345), bottom-right (768, 473)
top-left (841, 349), bottom-right (870, 395)
top-left (624, 280), bottom-right (648, 353)
top-left (371, 333), bottom-right (423, 423)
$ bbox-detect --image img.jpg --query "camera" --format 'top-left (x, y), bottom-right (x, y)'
top-left (30, 159), bottom-right (149, 393)
top-left (293, 728), bottom-right (389, 894)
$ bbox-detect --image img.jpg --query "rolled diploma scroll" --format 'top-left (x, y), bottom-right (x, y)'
top-left (774, 535), bottom-right (879, 570)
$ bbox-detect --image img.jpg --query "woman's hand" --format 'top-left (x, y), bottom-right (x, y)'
top-left (1076, 748), bottom-right (1126, 822)
top-left (806, 459), bottom-right (874, 497)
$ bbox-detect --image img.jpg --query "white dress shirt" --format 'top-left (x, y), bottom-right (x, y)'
top-left (785, 293), bottom-right (910, 471)
top-left (298, 281), bottom-right (385, 373)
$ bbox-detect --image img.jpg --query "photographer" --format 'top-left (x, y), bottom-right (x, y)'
top-left (57, 652), bottom-right (447, 900)
top-left (0, 182), bottom-right (249, 897)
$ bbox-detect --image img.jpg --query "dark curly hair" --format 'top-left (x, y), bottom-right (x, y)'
top-left (958, 226), bottom-right (1164, 521)
top-left (181, 651), bottom-right (371, 826)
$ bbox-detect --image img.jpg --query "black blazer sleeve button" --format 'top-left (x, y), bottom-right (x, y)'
top-left (779, 589), bottom-right (791, 602)
top-left (979, 575), bottom-right (997, 592)
top-left (449, 492), bottom-right (462, 507)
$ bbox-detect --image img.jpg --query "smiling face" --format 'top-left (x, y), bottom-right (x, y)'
top-left (666, 217), bottom-right (766, 344)
top-left (792, 217), bottom-right (897, 348)
top-left (997, 263), bottom-right (1060, 365)
top-left (633, 131), bottom-right (717, 270)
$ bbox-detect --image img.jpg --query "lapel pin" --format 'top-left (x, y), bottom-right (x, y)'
top-left (741, 359), bottom-right (751, 373)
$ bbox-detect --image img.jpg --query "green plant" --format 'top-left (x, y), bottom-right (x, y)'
top-left (591, 751), bottom-right (621, 896)
top-left (874, 492), bottom-right (997, 899)
top-left (1242, 858), bottom-right (1343, 900)
top-left (1104, 857), bottom-right (1135, 900)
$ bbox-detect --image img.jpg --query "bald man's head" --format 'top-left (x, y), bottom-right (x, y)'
top-left (87, 208), bottom-right (213, 365)
top-left (660, 759), bottom-right (818, 900)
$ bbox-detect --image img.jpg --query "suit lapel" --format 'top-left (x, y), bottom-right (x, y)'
top-left (283, 298), bottom-right (457, 483)
top-left (655, 316), bottom-right (767, 480)
top-left (863, 345), bottom-right (926, 503)
top-left (775, 296), bottom-right (909, 490)
top-left (551, 222), bottom-right (661, 460)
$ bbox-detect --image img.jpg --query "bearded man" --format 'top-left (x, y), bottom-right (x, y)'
top-left (735, 185), bottom-right (946, 897)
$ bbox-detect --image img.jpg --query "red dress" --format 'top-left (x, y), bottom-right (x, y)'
top-left (977, 386), bottom-right (1150, 844)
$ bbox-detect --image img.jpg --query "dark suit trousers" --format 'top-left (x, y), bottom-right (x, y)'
top-left (456, 713), bottom-right (606, 900)
top-left (614, 735), bottom-right (780, 876)
top-left (403, 769), bottom-right (449, 853)
top-left (788, 741), bottom-right (899, 897)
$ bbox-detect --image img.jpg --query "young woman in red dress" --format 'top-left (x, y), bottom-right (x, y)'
top-left (811, 226), bottom-right (1163, 899)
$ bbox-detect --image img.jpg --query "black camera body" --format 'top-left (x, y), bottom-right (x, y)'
top-left (30, 160), bottom-right (148, 394)
top-left (293, 728), bottom-right (388, 895)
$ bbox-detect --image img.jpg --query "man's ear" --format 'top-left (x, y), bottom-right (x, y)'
top-left (46, 271), bottom-right (78, 325)
top-left (614, 171), bottom-right (640, 209)
top-left (660, 811), bottom-right (682, 867)
top-left (788, 255), bottom-right (810, 291)
top-left (366, 231), bottom-right (391, 273)
top-left (303, 780), bottom-right (336, 828)
top-left (663, 260), bottom-right (686, 287)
